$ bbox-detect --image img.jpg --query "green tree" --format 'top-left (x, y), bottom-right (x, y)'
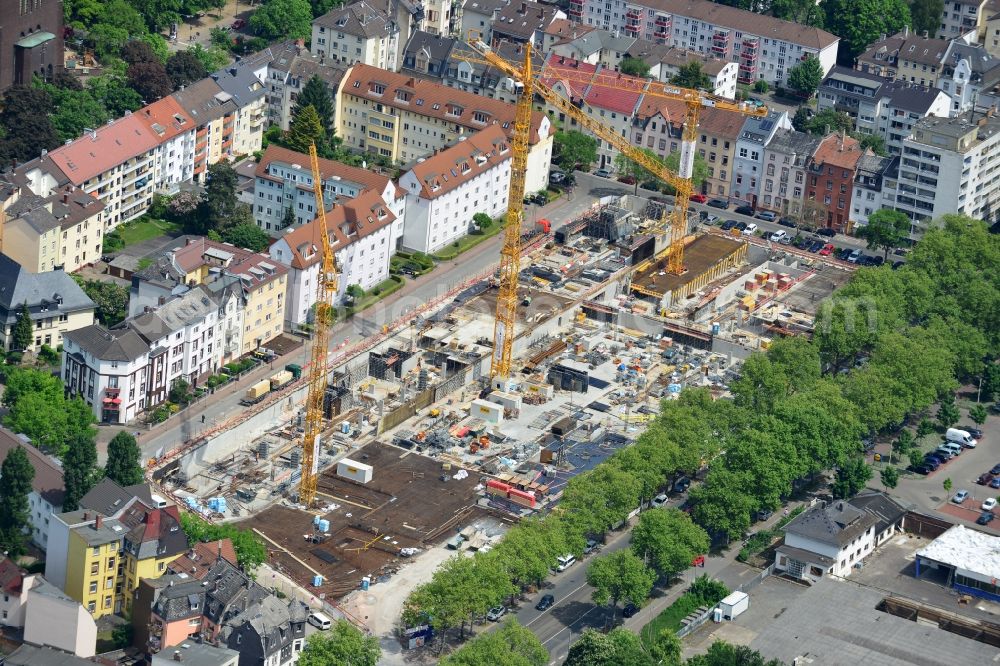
top-left (798, 108), bottom-right (854, 136)
top-left (553, 131), bottom-right (598, 171)
top-left (663, 151), bottom-right (710, 191)
top-left (281, 205), bottom-right (297, 230)
top-left (561, 466), bottom-right (642, 537)
top-left (439, 619), bottom-right (548, 666)
top-left (250, 0), bottom-right (313, 40)
top-left (858, 208), bottom-right (911, 259)
top-left (670, 61), bottom-right (712, 89)
top-left (565, 628), bottom-right (651, 666)
top-left (586, 550), bottom-right (655, 619)
top-left (297, 619), bottom-right (380, 666)
top-left (286, 104), bottom-right (325, 154)
top-left (0, 446), bottom-right (35, 557)
top-left (620, 57), bottom-right (651, 78)
top-left (72, 278), bottom-right (130, 326)
top-left (473, 212), bottom-right (493, 229)
top-left (943, 477), bottom-right (952, 493)
top-left (10, 303), bottom-right (33, 352)
top-left (294, 75), bottom-right (335, 135)
top-left (0, 85), bottom-right (59, 165)
top-left (166, 50), bottom-right (207, 89)
top-left (221, 223), bottom-right (271, 252)
top-left (969, 404), bottom-right (988, 426)
top-left (121, 39), bottom-right (160, 65)
top-left (631, 508), bottom-right (709, 581)
top-left (105, 431), bottom-right (144, 486)
top-left (771, 0), bottom-right (825, 25)
top-left (62, 432), bottom-right (99, 512)
top-left (832, 457), bottom-right (872, 499)
top-left (881, 465), bottom-right (899, 489)
top-left (179, 513), bottom-right (268, 572)
top-left (686, 641), bottom-right (784, 666)
top-left (937, 400), bottom-right (960, 429)
top-left (691, 469), bottom-right (756, 541)
top-left (892, 430), bottom-right (914, 462)
top-left (857, 133), bottom-right (888, 156)
top-left (127, 60), bottom-right (174, 102)
top-left (614, 148), bottom-right (664, 193)
top-left (194, 162), bottom-right (240, 234)
top-left (647, 629), bottom-right (682, 666)
top-left (910, 0), bottom-right (945, 37)
top-left (730, 352), bottom-right (789, 412)
top-left (87, 72), bottom-right (143, 117)
top-left (3, 393), bottom-right (95, 456)
top-left (754, 80), bottom-right (769, 94)
top-left (908, 449), bottom-right (925, 470)
top-left (823, 0), bottom-right (911, 64)
top-left (187, 43), bottom-right (230, 72)
top-left (787, 55), bottom-right (824, 97)
top-left (345, 284), bottom-right (365, 299)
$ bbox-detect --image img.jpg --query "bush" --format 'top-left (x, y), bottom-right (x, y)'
top-left (103, 230), bottom-right (125, 253)
top-left (753, 80), bottom-right (769, 93)
top-left (37, 344), bottom-right (60, 365)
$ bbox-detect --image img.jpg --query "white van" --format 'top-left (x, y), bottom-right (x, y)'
top-left (556, 554), bottom-right (576, 572)
top-left (308, 612), bottom-right (332, 630)
top-left (946, 428), bottom-right (977, 448)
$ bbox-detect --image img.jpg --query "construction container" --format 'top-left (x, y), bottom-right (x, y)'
top-left (719, 591), bottom-right (749, 620)
top-left (337, 458), bottom-right (373, 484)
top-left (486, 480), bottom-right (512, 497)
top-left (471, 399), bottom-right (504, 424)
top-left (285, 363), bottom-right (303, 379)
top-left (488, 390), bottom-right (522, 412)
top-left (524, 382), bottom-right (555, 399)
top-left (246, 380), bottom-right (271, 401)
top-left (270, 370), bottom-right (293, 390)
top-left (312, 575), bottom-right (324, 587)
top-left (318, 519), bottom-right (330, 533)
top-left (508, 488), bottom-right (537, 508)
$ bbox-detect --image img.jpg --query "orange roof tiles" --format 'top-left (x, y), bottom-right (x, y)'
top-left (135, 97), bottom-right (195, 143)
top-left (403, 125), bottom-right (510, 199)
top-left (342, 63), bottom-right (552, 144)
top-left (47, 114), bottom-right (160, 186)
top-left (812, 134), bottom-right (865, 169)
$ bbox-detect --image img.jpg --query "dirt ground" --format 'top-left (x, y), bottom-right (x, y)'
top-left (244, 441), bottom-right (485, 601)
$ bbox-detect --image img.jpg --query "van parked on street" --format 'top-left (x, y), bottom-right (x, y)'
top-left (308, 612), bottom-right (332, 630)
top-left (946, 428), bottom-right (978, 448)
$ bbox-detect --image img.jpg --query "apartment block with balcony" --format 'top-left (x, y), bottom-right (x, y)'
top-left (891, 108), bottom-right (1000, 235)
top-left (851, 154), bottom-right (899, 227)
top-left (135, 97), bottom-right (196, 194)
top-left (171, 78), bottom-right (240, 183)
top-left (336, 63), bottom-right (553, 192)
top-left (579, 0), bottom-right (839, 86)
top-left (211, 59), bottom-right (269, 159)
top-left (938, 0), bottom-right (987, 39)
top-left (759, 129), bottom-right (822, 218)
top-left (62, 325), bottom-right (152, 425)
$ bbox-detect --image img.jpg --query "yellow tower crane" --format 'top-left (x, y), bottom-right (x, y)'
top-left (299, 143), bottom-right (340, 506)
top-left (462, 42), bottom-right (767, 381)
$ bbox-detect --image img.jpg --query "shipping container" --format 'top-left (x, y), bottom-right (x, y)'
top-left (508, 488), bottom-right (537, 508)
top-left (471, 399), bottom-right (504, 424)
top-left (270, 370), bottom-right (293, 389)
top-left (245, 380), bottom-right (271, 402)
top-left (337, 458), bottom-right (374, 484)
top-left (486, 480), bottom-right (512, 497)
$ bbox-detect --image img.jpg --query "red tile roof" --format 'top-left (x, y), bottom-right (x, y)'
top-left (135, 97), bottom-right (196, 143)
top-left (47, 114), bottom-right (160, 186)
top-left (402, 125), bottom-right (511, 199)
top-left (812, 133), bottom-right (865, 170)
top-left (277, 188), bottom-right (397, 270)
top-left (541, 55), bottom-right (649, 115)
top-left (171, 238), bottom-right (288, 289)
top-left (0, 557), bottom-right (25, 595)
top-left (342, 64), bottom-right (552, 144)
top-left (168, 538), bottom-right (238, 579)
top-left (540, 55), bottom-right (598, 101)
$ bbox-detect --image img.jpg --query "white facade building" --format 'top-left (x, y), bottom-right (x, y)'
top-left (136, 97), bottom-right (197, 194)
top-left (311, 2), bottom-right (399, 70)
top-left (571, 0), bottom-right (839, 86)
top-left (776, 500), bottom-right (878, 583)
top-left (732, 111), bottom-right (790, 206)
top-left (0, 429), bottom-right (64, 550)
top-left (61, 325), bottom-right (151, 425)
top-left (398, 126), bottom-right (512, 254)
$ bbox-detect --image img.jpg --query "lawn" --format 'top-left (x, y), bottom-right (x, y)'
top-left (117, 217), bottom-right (182, 246)
top-left (639, 592), bottom-right (704, 648)
top-left (431, 223), bottom-right (504, 261)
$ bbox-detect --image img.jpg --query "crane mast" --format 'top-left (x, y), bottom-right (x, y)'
top-left (299, 143), bottom-right (339, 506)
top-left (489, 44), bottom-right (535, 382)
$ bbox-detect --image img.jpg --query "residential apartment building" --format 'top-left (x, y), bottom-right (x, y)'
top-left (152, 643), bottom-right (239, 666)
top-left (547, 24), bottom-right (628, 65)
top-left (253, 144), bottom-right (405, 234)
top-left (892, 108), bottom-right (1000, 233)
top-left (624, 41), bottom-right (738, 97)
top-left (312, 1), bottom-right (399, 70)
top-left (491, 1), bottom-right (567, 50)
top-left (775, 499), bottom-right (879, 583)
top-left (0, 0), bottom-right (63, 92)
top-left (0, 254), bottom-right (95, 353)
top-left (441, 40), bottom-right (539, 105)
top-left (270, 188), bottom-right (400, 327)
top-left (572, 0), bottom-right (839, 86)
top-left (731, 111), bottom-right (791, 206)
top-left (212, 59), bottom-right (269, 159)
top-left (0, 558), bottom-right (31, 627)
top-left (0, 429), bottom-right (64, 549)
top-left (119, 504), bottom-right (188, 615)
top-left (170, 77), bottom-right (241, 182)
top-left (22, 577), bottom-right (98, 658)
top-left (462, 0), bottom-right (506, 42)
top-left (135, 97), bottom-right (197, 194)
top-left (337, 63), bottom-right (554, 192)
top-left (938, 0), bottom-right (986, 39)
top-left (265, 41), bottom-right (346, 131)
top-left (759, 129), bottom-right (822, 218)
top-left (938, 40), bottom-right (1000, 113)
top-left (398, 125), bottom-right (512, 253)
top-left (804, 133), bottom-right (866, 232)
top-left (221, 595), bottom-right (308, 666)
top-left (416, 0), bottom-right (452, 36)
top-left (851, 154), bottom-right (899, 227)
top-left (2, 183), bottom-right (106, 273)
top-left (62, 325), bottom-right (152, 424)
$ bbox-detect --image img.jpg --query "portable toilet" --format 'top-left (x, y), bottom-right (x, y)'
top-left (312, 575), bottom-right (324, 587)
top-left (362, 576), bottom-right (371, 591)
top-left (318, 519), bottom-right (330, 533)
top-left (313, 515), bottom-right (321, 526)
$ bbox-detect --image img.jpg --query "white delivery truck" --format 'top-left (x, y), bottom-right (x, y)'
top-left (718, 591), bottom-right (749, 620)
top-left (946, 428), bottom-right (977, 448)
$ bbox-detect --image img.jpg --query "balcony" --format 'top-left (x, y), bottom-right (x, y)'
top-left (742, 37), bottom-right (759, 53)
top-left (655, 16), bottom-right (670, 27)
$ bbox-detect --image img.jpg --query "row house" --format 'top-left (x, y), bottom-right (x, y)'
top-left (759, 129), bottom-right (822, 219)
top-left (131, 238), bottom-right (286, 356)
top-left (2, 182), bottom-right (106, 273)
top-left (851, 153), bottom-right (899, 228)
top-left (0, 253), bottom-right (95, 353)
top-left (252, 144), bottom-right (405, 235)
top-left (312, 1), bottom-right (400, 71)
top-left (336, 63), bottom-right (553, 193)
top-left (572, 0), bottom-right (839, 86)
top-left (265, 41), bottom-right (346, 131)
top-left (441, 40), bottom-right (539, 105)
top-left (803, 132), bottom-right (866, 233)
top-left (270, 188), bottom-right (401, 328)
top-left (398, 124), bottom-right (512, 253)
top-left (461, 0), bottom-right (507, 42)
top-left (547, 24), bottom-right (636, 68)
top-left (732, 111), bottom-right (791, 207)
top-left (891, 108), bottom-right (1000, 236)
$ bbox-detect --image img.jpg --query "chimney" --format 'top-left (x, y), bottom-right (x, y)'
top-left (903, 25), bottom-right (909, 38)
top-left (95, 514), bottom-right (103, 529)
top-left (218, 540), bottom-right (223, 557)
top-left (519, 1), bottom-right (526, 13)
top-left (62, 193), bottom-right (68, 204)
top-left (82, 512), bottom-right (89, 521)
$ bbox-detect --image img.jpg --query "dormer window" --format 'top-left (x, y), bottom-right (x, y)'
top-left (447, 104), bottom-right (464, 117)
top-left (370, 83), bottom-right (385, 95)
top-left (395, 90), bottom-right (411, 103)
top-left (473, 111), bottom-right (490, 124)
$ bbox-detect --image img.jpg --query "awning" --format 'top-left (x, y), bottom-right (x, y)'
top-left (102, 397), bottom-right (122, 405)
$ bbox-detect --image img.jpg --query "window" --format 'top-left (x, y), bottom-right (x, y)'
top-left (89, 582), bottom-right (98, 593)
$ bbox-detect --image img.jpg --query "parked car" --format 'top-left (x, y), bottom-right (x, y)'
top-left (707, 198), bottom-right (730, 209)
top-left (735, 221), bottom-right (748, 232)
top-left (535, 594), bottom-right (555, 611)
top-left (922, 457), bottom-right (941, 470)
top-left (734, 205), bottom-right (755, 216)
top-left (720, 219), bottom-right (739, 231)
top-left (984, 498), bottom-right (998, 511)
top-left (818, 243), bottom-right (835, 256)
top-left (622, 603), bottom-right (640, 618)
top-left (978, 511), bottom-right (995, 525)
top-left (778, 217), bottom-right (797, 228)
top-left (965, 427), bottom-right (984, 440)
top-left (808, 239), bottom-right (825, 253)
top-left (742, 222), bottom-right (758, 236)
top-left (756, 508), bottom-right (774, 522)
top-left (231, 18), bottom-right (246, 29)
top-left (703, 214), bottom-right (720, 225)
top-left (891, 261), bottom-right (904, 270)
top-left (487, 606), bottom-right (507, 621)
top-left (990, 477), bottom-right (1000, 489)
top-left (979, 473), bottom-right (996, 485)
top-left (652, 493), bottom-right (669, 507)
top-left (991, 462), bottom-right (1000, 475)
top-left (690, 193), bottom-right (708, 203)
top-left (549, 171), bottom-right (566, 184)
top-left (952, 489), bottom-right (970, 503)
top-left (846, 249), bottom-right (863, 263)
top-left (816, 227), bottom-right (837, 237)
top-left (673, 476), bottom-right (691, 493)
top-left (911, 464), bottom-right (931, 475)
top-left (756, 211), bottom-right (777, 222)
top-left (767, 230), bottom-right (788, 242)
top-left (595, 168), bottom-right (612, 178)
top-left (584, 539), bottom-right (599, 554)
